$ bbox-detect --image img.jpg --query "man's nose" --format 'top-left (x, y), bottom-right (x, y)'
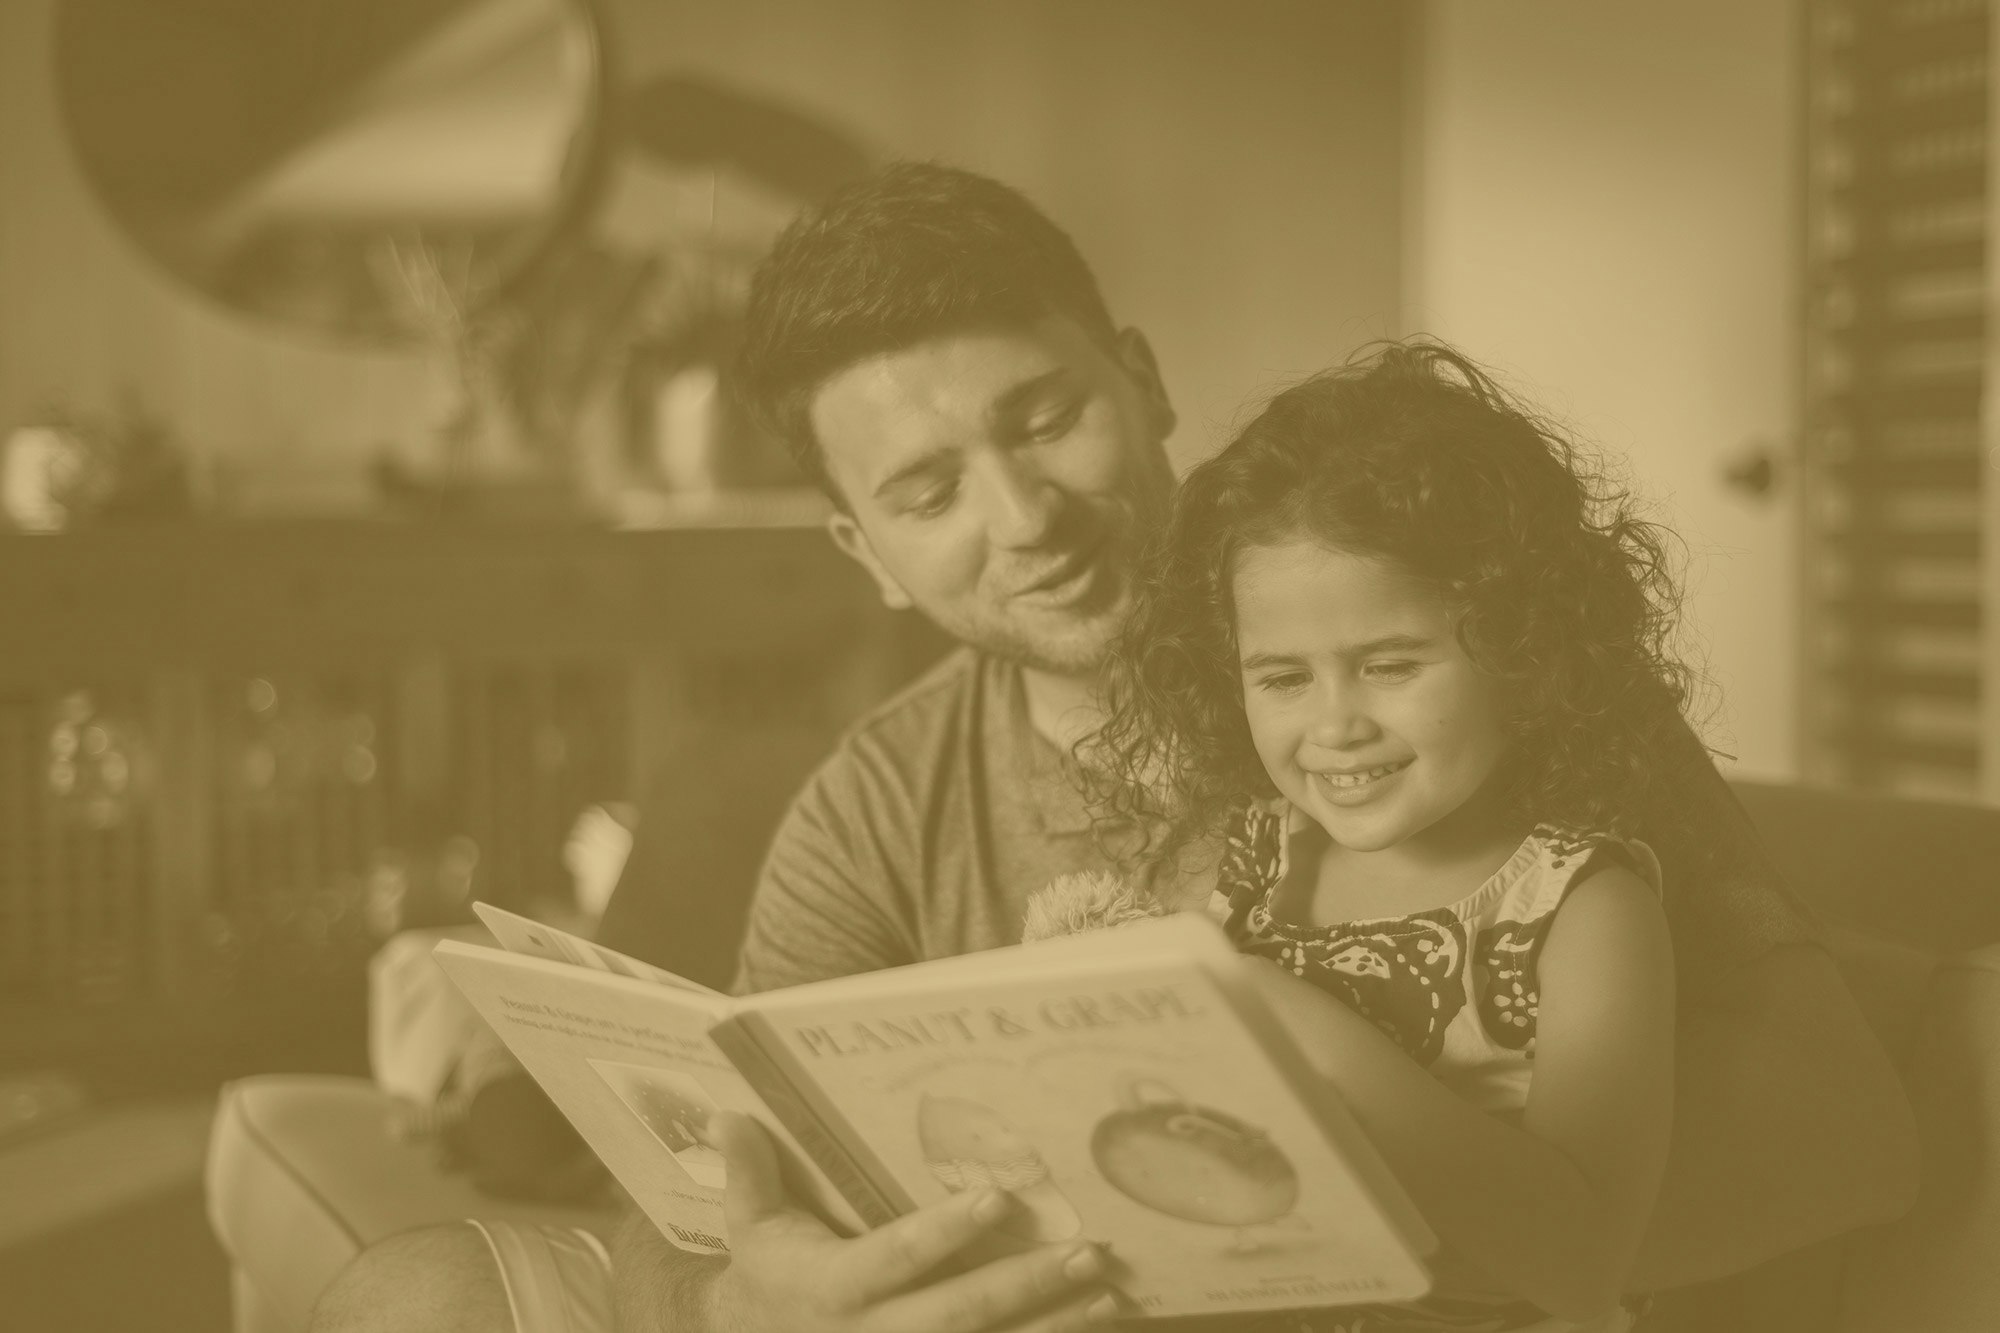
top-left (981, 453), bottom-right (1064, 549)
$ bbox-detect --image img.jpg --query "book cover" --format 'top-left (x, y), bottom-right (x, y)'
top-left (469, 901), bottom-right (711, 993)
top-left (433, 932), bottom-right (869, 1255)
top-left (731, 917), bottom-right (1434, 1319)
top-left (438, 910), bottom-right (1434, 1319)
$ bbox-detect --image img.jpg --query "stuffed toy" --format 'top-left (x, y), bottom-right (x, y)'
top-left (1020, 870), bottom-right (1178, 943)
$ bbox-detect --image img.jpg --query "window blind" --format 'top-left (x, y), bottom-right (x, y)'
top-left (1804, 0), bottom-right (2000, 800)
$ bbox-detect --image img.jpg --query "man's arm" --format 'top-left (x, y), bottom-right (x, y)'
top-left (1625, 941), bottom-right (1919, 1290)
top-left (611, 1210), bottom-right (726, 1333)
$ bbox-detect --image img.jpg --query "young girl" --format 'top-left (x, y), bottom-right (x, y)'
top-left (1087, 340), bottom-right (1698, 1333)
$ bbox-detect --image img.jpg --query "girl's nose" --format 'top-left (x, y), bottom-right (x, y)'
top-left (982, 454), bottom-right (1064, 549)
top-left (1308, 683), bottom-right (1381, 749)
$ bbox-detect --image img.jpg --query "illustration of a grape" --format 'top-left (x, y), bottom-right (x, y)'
top-left (1090, 1077), bottom-right (1298, 1251)
top-left (916, 1093), bottom-right (1082, 1242)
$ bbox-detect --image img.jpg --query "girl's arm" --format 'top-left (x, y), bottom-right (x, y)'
top-left (1240, 863), bottom-right (1675, 1324)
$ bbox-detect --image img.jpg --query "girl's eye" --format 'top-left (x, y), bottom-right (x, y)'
top-left (1364, 660), bottom-right (1420, 682)
top-left (1255, 671), bottom-right (1311, 695)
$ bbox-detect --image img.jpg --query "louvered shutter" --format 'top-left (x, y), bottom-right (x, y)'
top-left (1804, 0), bottom-right (2000, 800)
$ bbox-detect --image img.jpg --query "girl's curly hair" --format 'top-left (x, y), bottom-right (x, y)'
top-left (1087, 338), bottom-right (1706, 862)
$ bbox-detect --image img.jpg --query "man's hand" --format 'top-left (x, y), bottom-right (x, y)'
top-left (695, 1112), bottom-right (1123, 1333)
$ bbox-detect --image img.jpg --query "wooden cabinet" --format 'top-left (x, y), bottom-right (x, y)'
top-left (0, 520), bottom-right (938, 1075)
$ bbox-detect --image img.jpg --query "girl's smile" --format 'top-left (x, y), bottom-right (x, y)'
top-left (1309, 758), bottom-right (1413, 803)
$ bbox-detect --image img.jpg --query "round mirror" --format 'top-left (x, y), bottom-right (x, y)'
top-left (55, 0), bottom-right (607, 345)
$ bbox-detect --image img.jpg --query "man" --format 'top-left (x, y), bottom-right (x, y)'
top-left (316, 162), bottom-right (1917, 1333)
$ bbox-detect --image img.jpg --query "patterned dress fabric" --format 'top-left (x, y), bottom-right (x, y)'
top-left (1204, 800), bottom-right (1662, 1332)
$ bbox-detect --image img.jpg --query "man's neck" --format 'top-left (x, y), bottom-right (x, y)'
top-left (1019, 663), bottom-right (1103, 755)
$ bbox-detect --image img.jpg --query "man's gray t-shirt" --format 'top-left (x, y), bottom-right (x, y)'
top-left (731, 647), bottom-right (1816, 1000)
top-left (732, 648), bottom-right (1122, 994)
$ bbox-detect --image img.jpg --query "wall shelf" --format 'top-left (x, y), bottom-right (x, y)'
top-left (0, 521), bottom-right (935, 1072)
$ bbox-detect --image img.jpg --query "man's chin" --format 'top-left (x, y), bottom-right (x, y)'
top-left (949, 608), bottom-right (1125, 679)
top-left (902, 571), bottom-right (1139, 678)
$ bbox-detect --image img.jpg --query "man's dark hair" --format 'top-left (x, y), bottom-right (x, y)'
top-left (734, 161), bottom-right (1121, 500)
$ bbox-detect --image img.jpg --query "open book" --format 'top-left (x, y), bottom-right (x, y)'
top-left (435, 906), bottom-right (1436, 1321)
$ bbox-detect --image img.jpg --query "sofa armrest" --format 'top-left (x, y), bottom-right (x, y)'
top-left (206, 1075), bottom-right (617, 1333)
top-left (1837, 943), bottom-right (2000, 1332)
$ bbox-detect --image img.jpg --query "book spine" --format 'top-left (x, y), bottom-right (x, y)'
top-left (707, 1013), bottom-right (908, 1230)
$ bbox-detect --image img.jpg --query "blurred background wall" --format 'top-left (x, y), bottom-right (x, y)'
top-left (0, 0), bottom-right (1823, 780)
top-left (3, 0), bottom-right (1820, 775)
top-left (0, 0), bottom-right (435, 504)
top-left (1407, 0), bottom-right (1802, 781)
top-left (0, 0), bottom-right (1408, 482)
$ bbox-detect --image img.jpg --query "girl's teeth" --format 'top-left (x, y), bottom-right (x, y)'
top-left (1324, 764), bottom-right (1401, 788)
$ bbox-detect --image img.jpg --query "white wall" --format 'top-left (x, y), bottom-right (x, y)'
top-left (583, 0), bottom-right (1412, 473)
top-left (1406, 0), bottom-right (1802, 780)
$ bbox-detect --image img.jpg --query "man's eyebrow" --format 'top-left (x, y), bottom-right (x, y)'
top-left (871, 447), bottom-right (955, 501)
top-left (988, 367), bottom-right (1077, 422)
top-left (869, 368), bottom-right (1078, 501)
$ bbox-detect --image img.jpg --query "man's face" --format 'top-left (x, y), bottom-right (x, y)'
top-left (814, 317), bottom-right (1176, 676)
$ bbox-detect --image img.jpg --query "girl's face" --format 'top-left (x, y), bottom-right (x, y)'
top-left (1233, 538), bottom-right (1511, 855)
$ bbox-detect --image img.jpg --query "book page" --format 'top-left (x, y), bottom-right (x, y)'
top-left (434, 940), bottom-right (864, 1253)
top-left (470, 901), bottom-right (716, 993)
top-left (741, 923), bottom-right (1433, 1320)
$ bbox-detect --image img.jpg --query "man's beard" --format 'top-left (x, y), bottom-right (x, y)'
top-left (915, 487), bottom-right (1167, 677)
top-left (921, 579), bottom-right (1130, 678)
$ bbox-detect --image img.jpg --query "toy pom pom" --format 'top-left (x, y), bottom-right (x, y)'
top-left (1021, 870), bottom-right (1172, 942)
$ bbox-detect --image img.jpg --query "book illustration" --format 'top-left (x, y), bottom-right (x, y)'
top-left (1090, 1075), bottom-right (1300, 1253)
top-left (589, 1059), bottom-right (727, 1188)
top-left (916, 1092), bottom-right (1083, 1242)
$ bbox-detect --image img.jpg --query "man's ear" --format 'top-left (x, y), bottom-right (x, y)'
top-left (1116, 328), bottom-right (1178, 442)
top-left (827, 510), bottom-right (914, 610)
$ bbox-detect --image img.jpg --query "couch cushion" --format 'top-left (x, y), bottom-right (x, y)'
top-left (1637, 931), bottom-right (1940, 1333)
top-left (1825, 927), bottom-right (1939, 1066)
top-left (1731, 782), bottom-right (2000, 955)
top-left (206, 1075), bottom-right (616, 1333)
